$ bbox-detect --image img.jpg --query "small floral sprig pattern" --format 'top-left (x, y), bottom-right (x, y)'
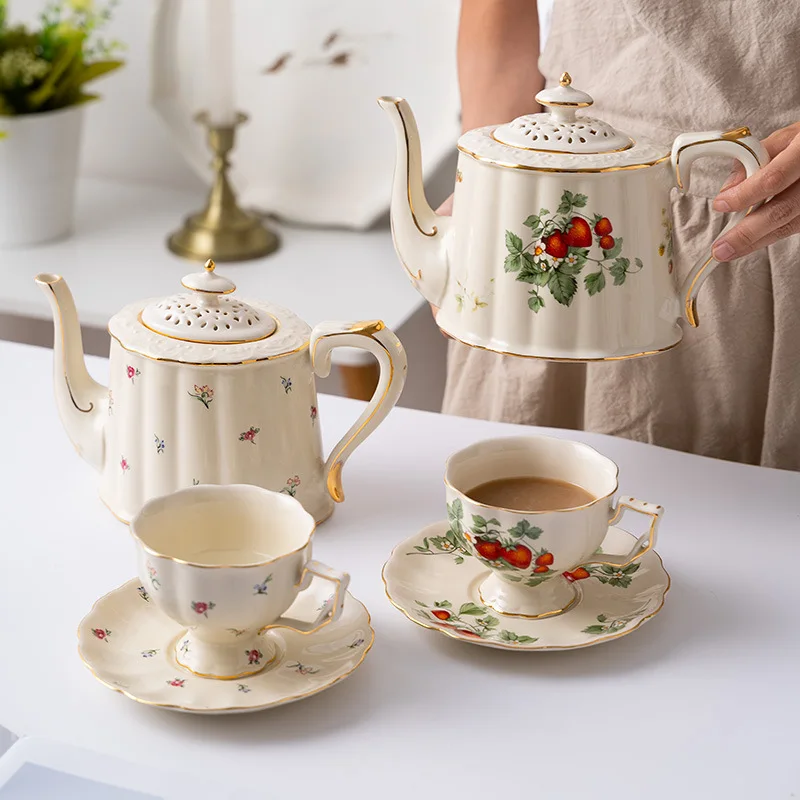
top-left (126, 365), bottom-right (140, 383)
top-left (310, 405), bottom-right (318, 424)
top-left (107, 389), bottom-right (114, 416)
top-left (416, 600), bottom-right (538, 645)
top-left (179, 638), bottom-right (190, 656)
top-left (191, 600), bottom-right (215, 617)
top-left (167, 678), bottom-right (185, 687)
top-left (92, 627), bottom-right (111, 642)
top-left (280, 475), bottom-right (301, 497)
top-left (348, 637), bottom-right (365, 649)
top-left (563, 562), bottom-right (640, 588)
top-left (287, 662), bottom-right (320, 675)
top-left (659, 207), bottom-right (674, 274)
top-left (147, 565), bottom-right (160, 590)
top-left (245, 649), bottom-right (264, 665)
top-left (120, 456), bottom-right (130, 474)
top-left (503, 190), bottom-right (644, 312)
top-left (582, 605), bottom-right (651, 636)
top-left (188, 384), bottom-right (214, 409)
top-left (137, 585), bottom-right (150, 602)
top-left (141, 649), bottom-right (158, 658)
top-left (239, 426), bottom-right (260, 444)
top-left (154, 434), bottom-right (165, 455)
top-left (253, 575), bottom-right (272, 595)
top-left (280, 376), bottom-right (292, 393)
top-left (238, 683), bottom-right (251, 693)
top-left (454, 279), bottom-right (489, 313)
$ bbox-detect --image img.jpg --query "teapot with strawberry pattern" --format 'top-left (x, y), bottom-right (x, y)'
top-left (379, 73), bottom-right (769, 360)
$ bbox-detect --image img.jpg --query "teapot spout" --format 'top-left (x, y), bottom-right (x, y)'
top-left (378, 97), bottom-right (451, 306)
top-left (35, 274), bottom-right (106, 472)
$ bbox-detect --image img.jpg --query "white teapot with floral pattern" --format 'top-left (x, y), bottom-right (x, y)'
top-left (379, 73), bottom-right (769, 360)
top-left (35, 261), bottom-right (406, 524)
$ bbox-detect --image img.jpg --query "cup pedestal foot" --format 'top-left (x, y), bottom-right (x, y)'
top-left (175, 630), bottom-right (276, 680)
top-left (479, 573), bottom-right (578, 619)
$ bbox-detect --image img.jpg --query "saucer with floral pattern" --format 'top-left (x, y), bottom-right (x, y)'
top-left (383, 521), bottom-right (669, 651)
top-left (78, 578), bottom-right (373, 714)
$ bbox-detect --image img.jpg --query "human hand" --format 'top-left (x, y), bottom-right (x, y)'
top-left (712, 121), bottom-right (800, 261)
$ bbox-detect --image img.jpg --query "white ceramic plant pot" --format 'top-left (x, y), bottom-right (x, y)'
top-left (0, 105), bottom-right (84, 247)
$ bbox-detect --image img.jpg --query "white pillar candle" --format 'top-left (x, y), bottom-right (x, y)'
top-left (206, 0), bottom-right (236, 125)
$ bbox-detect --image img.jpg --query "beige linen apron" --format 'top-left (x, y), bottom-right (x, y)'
top-left (442, 0), bottom-right (800, 470)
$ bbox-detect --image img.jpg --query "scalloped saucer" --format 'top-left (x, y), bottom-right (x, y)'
top-left (383, 522), bottom-right (669, 651)
top-left (78, 579), bottom-right (373, 714)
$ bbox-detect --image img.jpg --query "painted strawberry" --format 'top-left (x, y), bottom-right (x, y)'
top-left (565, 217), bottom-right (592, 248)
top-left (431, 609), bottom-right (451, 621)
top-left (503, 544), bottom-right (533, 569)
top-left (594, 217), bottom-right (613, 236)
top-left (535, 552), bottom-right (554, 567)
top-left (544, 231), bottom-right (568, 259)
top-left (599, 235), bottom-right (615, 251)
top-left (572, 567), bottom-right (590, 580)
top-left (474, 537), bottom-right (503, 561)
top-left (533, 565), bottom-right (550, 574)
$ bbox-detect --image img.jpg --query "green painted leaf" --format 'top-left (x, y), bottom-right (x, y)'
top-left (558, 259), bottom-right (582, 276)
top-left (605, 236), bottom-right (623, 260)
top-left (623, 563), bottom-right (641, 575)
top-left (557, 192), bottom-right (573, 216)
top-left (458, 602), bottom-right (485, 616)
top-left (548, 270), bottom-right (578, 307)
top-left (435, 600), bottom-right (452, 608)
top-left (505, 231), bottom-right (524, 254)
top-left (414, 600), bottom-right (428, 607)
top-left (539, 208), bottom-right (550, 217)
top-left (486, 518), bottom-right (501, 527)
top-left (472, 514), bottom-right (487, 528)
top-left (572, 193), bottom-right (588, 208)
top-left (447, 499), bottom-right (463, 521)
top-left (454, 556), bottom-right (464, 565)
top-left (507, 519), bottom-right (542, 539)
top-left (516, 635), bottom-right (538, 644)
top-left (532, 270), bottom-right (551, 287)
top-left (584, 270), bottom-right (606, 296)
top-left (597, 614), bottom-right (608, 622)
top-left (481, 615), bottom-right (500, 629)
top-left (528, 293), bottom-right (545, 312)
top-left (505, 574), bottom-right (523, 582)
top-left (634, 257), bottom-right (644, 270)
top-left (504, 253), bottom-right (523, 273)
top-left (525, 575), bottom-right (551, 588)
top-left (582, 625), bottom-right (607, 635)
top-left (413, 545), bottom-right (428, 552)
top-left (523, 215), bottom-right (540, 229)
top-left (610, 258), bottom-right (629, 286)
top-left (500, 630), bottom-right (515, 641)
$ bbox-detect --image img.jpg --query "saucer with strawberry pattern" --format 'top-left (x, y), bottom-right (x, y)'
top-left (78, 578), bottom-right (373, 714)
top-left (382, 521), bottom-right (669, 651)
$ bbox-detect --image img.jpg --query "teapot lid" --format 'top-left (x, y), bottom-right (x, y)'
top-left (458, 72), bottom-right (669, 171)
top-left (108, 260), bottom-right (311, 365)
top-left (493, 73), bottom-right (634, 154)
top-left (140, 260), bottom-right (277, 344)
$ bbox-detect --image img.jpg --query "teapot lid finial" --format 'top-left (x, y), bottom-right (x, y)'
top-left (559, 72), bottom-right (572, 87)
top-left (204, 259), bottom-right (216, 272)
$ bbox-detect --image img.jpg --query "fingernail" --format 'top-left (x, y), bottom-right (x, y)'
top-left (713, 241), bottom-right (734, 261)
top-left (713, 198), bottom-right (732, 213)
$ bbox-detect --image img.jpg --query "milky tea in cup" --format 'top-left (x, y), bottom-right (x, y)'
top-left (131, 484), bottom-right (350, 680)
top-left (445, 436), bottom-right (664, 618)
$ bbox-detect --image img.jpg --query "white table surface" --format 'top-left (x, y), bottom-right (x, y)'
top-left (1, 340), bottom-right (798, 800)
top-left (0, 178), bottom-right (422, 366)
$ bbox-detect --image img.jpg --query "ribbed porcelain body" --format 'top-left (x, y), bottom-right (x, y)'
top-left (436, 149), bottom-right (683, 360)
top-left (103, 342), bottom-right (329, 523)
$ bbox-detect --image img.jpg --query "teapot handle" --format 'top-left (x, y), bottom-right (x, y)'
top-left (310, 321), bottom-right (407, 503)
top-left (671, 127), bottom-right (770, 327)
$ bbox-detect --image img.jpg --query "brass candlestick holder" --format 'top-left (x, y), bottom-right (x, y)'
top-left (167, 112), bottom-right (279, 262)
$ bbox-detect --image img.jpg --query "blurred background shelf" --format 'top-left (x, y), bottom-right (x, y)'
top-left (0, 177), bottom-right (448, 411)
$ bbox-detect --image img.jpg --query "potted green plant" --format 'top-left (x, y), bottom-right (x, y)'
top-left (0, 0), bottom-right (123, 246)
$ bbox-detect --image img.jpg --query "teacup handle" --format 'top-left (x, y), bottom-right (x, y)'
top-left (671, 127), bottom-right (770, 328)
top-left (266, 560), bottom-right (351, 636)
top-left (579, 497), bottom-right (664, 569)
top-left (311, 320), bottom-right (408, 504)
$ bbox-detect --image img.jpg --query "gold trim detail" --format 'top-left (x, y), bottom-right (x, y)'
top-left (478, 584), bottom-right (580, 619)
top-left (174, 638), bottom-right (279, 681)
top-left (684, 254), bottom-right (713, 328)
top-left (381, 542), bottom-right (671, 652)
top-left (582, 500), bottom-right (660, 568)
top-left (77, 581), bottom-right (375, 713)
top-left (457, 144), bottom-right (669, 173)
top-left (560, 72), bottom-right (572, 86)
top-left (490, 130), bottom-right (634, 155)
top-left (312, 328), bottom-right (395, 503)
top-left (721, 126), bottom-right (751, 141)
top-left (388, 97), bottom-right (437, 238)
top-left (66, 374), bottom-right (94, 413)
top-left (348, 320), bottom-right (385, 336)
top-left (137, 310), bottom-right (277, 346)
top-left (107, 328), bottom-right (309, 366)
top-left (438, 323), bottom-right (681, 363)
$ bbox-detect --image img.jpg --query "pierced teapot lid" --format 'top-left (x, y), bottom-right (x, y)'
top-left (140, 260), bottom-right (277, 344)
top-left (458, 72), bottom-right (669, 171)
top-left (108, 260), bottom-right (311, 365)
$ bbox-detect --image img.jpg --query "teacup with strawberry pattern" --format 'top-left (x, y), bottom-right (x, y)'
top-left (445, 436), bottom-right (664, 618)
